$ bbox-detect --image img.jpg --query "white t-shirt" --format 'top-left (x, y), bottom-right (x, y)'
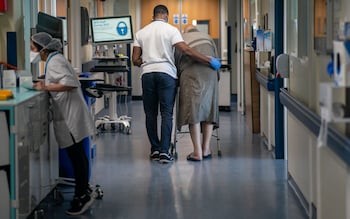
top-left (133, 20), bottom-right (184, 79)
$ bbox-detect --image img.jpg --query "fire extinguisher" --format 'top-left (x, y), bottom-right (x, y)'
top-left (0, 0), bottom-right (8, 13)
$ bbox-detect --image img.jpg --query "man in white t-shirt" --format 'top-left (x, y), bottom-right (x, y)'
top-left (132, 4), bottom-right (221, 163)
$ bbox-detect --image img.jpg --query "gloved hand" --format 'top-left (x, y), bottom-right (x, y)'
top-left (209, 57), bottom-right (221, 70)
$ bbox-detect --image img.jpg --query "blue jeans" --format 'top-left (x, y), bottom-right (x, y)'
top-left (142, 72), bottom-right (177, 154)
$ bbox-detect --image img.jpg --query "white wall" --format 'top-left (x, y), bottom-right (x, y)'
top-left (0, 1), bottom-right (32, 71)
top-left (220, 0), bottom-right (228, 63)
top-left (130, 0), bottom-right (142, 97)
top-left (284, 0), bottom-right (350, 218)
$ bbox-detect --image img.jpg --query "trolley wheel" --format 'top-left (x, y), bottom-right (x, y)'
top-left (95, 185), bottom-right (104, 199)
top-left (111, 123), bottom-right (116, 130)
top-left (101, 124), bottom-right (106, 131)
top-left (33, 209), bottom-right (45, 218)
top-left (126, 127), bottom-right (131, 135)
top-left (218, 150), bottom-right (222, 157)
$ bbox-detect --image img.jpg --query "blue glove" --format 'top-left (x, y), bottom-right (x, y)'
top-left (210, 57), bottom-right (221, 70)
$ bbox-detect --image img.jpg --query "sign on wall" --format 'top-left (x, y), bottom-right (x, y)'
top-left (182, 14), bottom-right (188, 24)
top-left (173, 14), bottom-right (179, 24)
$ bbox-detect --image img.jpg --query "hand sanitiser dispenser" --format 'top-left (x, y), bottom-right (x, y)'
top-left (318, 39), bottom-right (350, 148)
top-left (333, 40), bottom-right (350, 86)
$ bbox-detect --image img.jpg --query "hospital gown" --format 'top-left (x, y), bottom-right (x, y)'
top-left (175, 30), bottom-right (219, 130)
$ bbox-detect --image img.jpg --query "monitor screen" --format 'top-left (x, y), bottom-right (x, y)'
top-left (90, 15), bottom-right (133, 44)
top-left (58, 17), bottom-right (67, 42)
top-left (36, 12), bottom-right (63, 41)
top-left (58, 7), bottom-right (89, 46)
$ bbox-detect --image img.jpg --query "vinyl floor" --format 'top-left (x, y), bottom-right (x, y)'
top-left (31, 100), bottom-right (308, 219)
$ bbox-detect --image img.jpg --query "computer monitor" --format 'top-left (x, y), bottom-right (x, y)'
top-left (58, 7), bottom-right (90, 46)
top-left (90, 15), bottom-right (133, 44)
top-left (58, 17), bottom-right (67, 43)
top-left (36, 12), bottom-right (63, 41)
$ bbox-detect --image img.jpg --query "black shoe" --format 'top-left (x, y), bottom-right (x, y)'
top-left (150, 151), bottom-right (160, 161)
top-left (203, 154), bottom-right (212, 160)
top-left (159, 153), bottom-right (174, 163)
top-left (65, 194), bottom-right (95, 216)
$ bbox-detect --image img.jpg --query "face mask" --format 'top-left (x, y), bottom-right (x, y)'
top-left (30, 51), bottom-right (40, 63)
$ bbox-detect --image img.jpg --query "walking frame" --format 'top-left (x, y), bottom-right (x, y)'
top-left (170, 89), bottom-right (222, 159)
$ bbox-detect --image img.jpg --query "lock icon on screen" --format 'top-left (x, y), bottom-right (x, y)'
top-left (116, 21), bottom-right (128, 36)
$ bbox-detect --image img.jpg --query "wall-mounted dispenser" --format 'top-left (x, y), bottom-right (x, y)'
top-left (276, 54), bottom-right (290, 78)
top-left (333, 40), bottom-right (350, 86)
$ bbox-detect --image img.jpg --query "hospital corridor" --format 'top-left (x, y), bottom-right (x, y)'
top-left (33, 100), bottom-right (307, 219)
top-left (1, 0), bottom-right (350, 219)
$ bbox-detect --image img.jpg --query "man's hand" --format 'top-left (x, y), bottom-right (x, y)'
top-left (209, 58), bottom-right (221, 70)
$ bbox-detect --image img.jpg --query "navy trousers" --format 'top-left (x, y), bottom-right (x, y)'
top-left (142, 72), bottom-right (177, 154)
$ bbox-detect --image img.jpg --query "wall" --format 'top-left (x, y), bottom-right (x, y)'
top-left (287, 114), bottom-right (314, 208)
top-left (0, 9), bottom-right (12, 63)
top-left (220, 0), bottom-right (235, 94)
top-left (54, 0), bottom-right (96, 64)
top-left (318, 145), bottom-right (347, 219)
top-left (131, 0), bottom-right (223, 98)
top-left (0, 1), bottom-right (30, 70)
top-left (233, 0), bottom-right (244, 112)
top-left (243, 0), bottom-right (249, 42)
top-left (220, 0), bottom-right (228, 62)
top-left (284, 0), bottom-right (350, 218)
top-left (140, 0), bottom-right (220, 39)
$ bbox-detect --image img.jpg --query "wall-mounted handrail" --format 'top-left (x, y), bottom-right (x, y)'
top-left (279, 88), bottom-right (350, 166)
top-left (255, 70), bottom-right (274, 91)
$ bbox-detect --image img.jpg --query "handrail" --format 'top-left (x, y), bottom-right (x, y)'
top-left (255, 70), bottom-right (274, 91)
top-left (279, 88), bottom-right (350, 166)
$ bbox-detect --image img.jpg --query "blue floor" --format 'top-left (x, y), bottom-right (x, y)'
top-left (33, 100), bottom-right (307, 219)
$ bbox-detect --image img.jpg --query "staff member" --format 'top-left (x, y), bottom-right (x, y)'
top-left (31, 32), bottom-right (95, 216)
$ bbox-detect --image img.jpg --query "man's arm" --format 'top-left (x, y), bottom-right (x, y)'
top-left (132, 46), bottom-right (143, 67)
top-left (174, 42), bottom-right (221, 70)
top-left (174, 42), bottom-right (211, 64)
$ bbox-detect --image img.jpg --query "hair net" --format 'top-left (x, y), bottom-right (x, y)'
top-left (31, 32), bottom-right (52, 48)
top-left (31, 32), bottom-right (62, 51)
top-left (45, 38), bottom-right (63, 51)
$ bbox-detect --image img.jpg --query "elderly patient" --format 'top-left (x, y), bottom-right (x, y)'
top-left (175, 25), bottom-right (220, 161)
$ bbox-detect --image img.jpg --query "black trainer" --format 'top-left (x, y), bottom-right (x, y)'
top-left (159, 153), bottom-right (174, 163)
top-left (150, 151), bottom-right (160, 161)
top-left (65, 194), bottom-right (95, 216)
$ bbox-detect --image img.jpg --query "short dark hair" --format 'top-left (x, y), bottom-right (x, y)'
top-left (153, 5), bottom-right (168, 17)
